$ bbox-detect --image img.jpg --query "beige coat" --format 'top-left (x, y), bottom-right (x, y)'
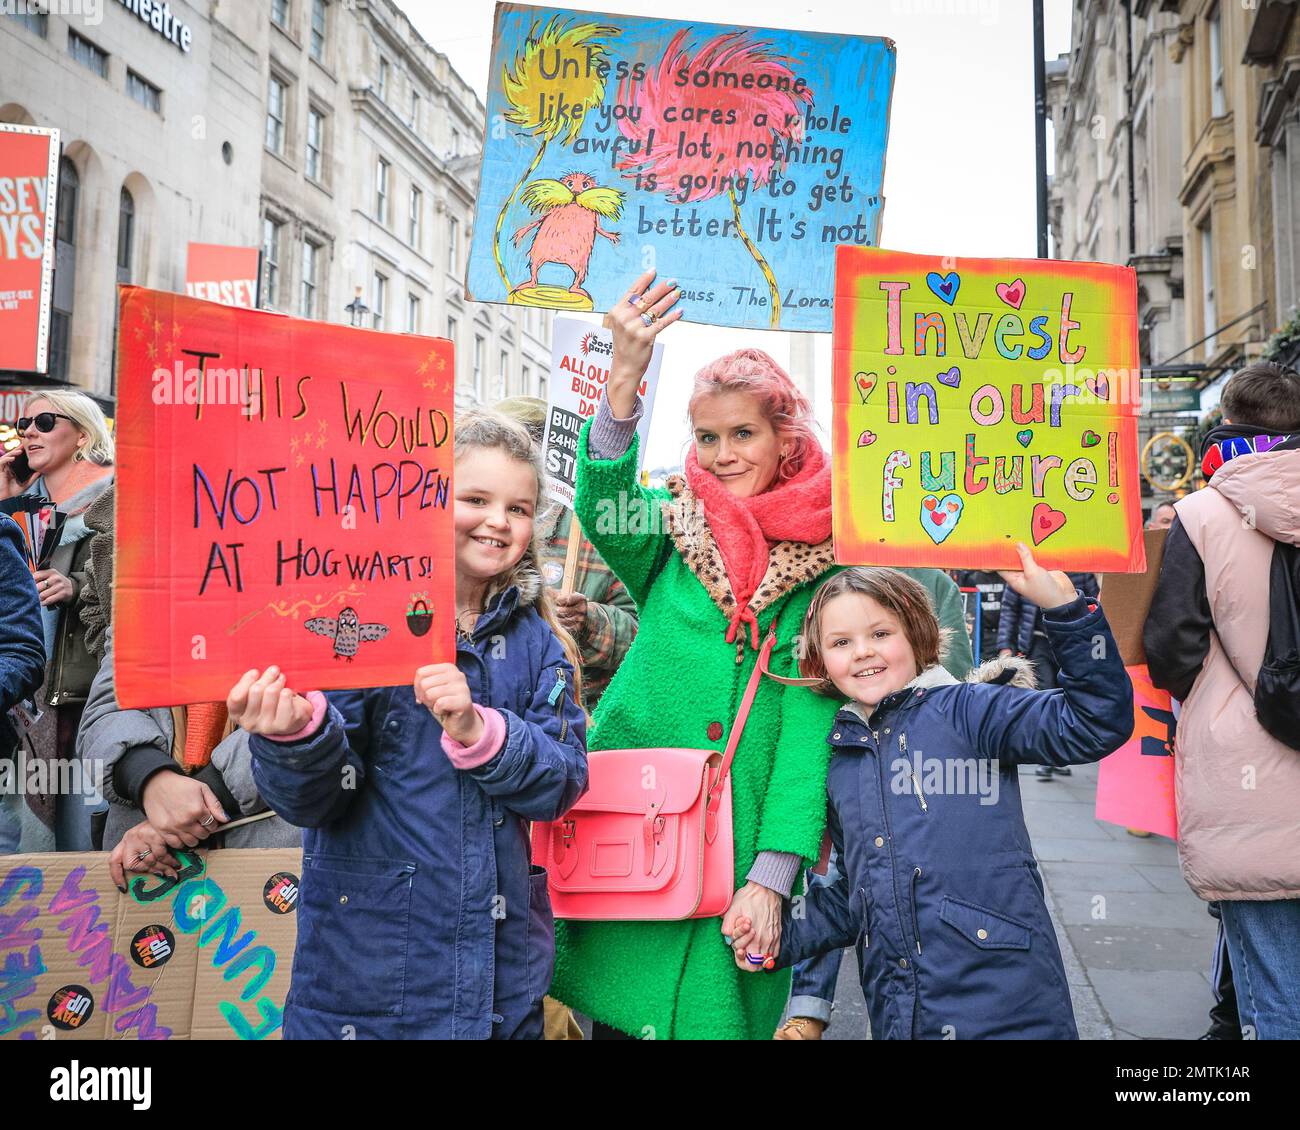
top-left (1174, 448), bottom-right (1300, 901)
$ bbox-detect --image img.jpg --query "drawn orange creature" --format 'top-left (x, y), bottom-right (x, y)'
top-left (511, 172), bottom-right (624, 300)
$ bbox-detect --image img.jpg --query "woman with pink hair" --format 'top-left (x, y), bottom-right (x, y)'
top-left (550, 271), bottom-right (843, 1039)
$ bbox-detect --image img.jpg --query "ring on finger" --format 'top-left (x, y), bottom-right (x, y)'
top-left (200, 815), bottom-right (215, 828)
top-left (133, 848), bottom-right (152, 862)
top-left (640, 312), bottom-right (657, 327)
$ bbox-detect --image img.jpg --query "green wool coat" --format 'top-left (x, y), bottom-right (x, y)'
top-left (551, 425), bottom-right (843, 1040)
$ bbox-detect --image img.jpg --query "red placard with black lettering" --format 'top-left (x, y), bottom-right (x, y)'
top-left (114, 286), bottom-right (455, 708)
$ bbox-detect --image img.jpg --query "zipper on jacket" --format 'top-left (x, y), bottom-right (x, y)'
top-left (910, 867), bottom-right (923, 955)
top-left (548, 667), bottom-right (568, 741)
top-left (901, 733), bottom-right (928, 812)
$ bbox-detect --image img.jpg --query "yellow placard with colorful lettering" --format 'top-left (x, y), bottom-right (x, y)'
top-left (833, 246), bottom-right (1146, 572)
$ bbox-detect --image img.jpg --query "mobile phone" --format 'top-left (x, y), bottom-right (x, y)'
top-left (8, 450), bottom-right (33, 484)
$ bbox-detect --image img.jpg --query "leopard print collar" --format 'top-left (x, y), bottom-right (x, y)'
top-left (663, 475), bottom-right (837, 626)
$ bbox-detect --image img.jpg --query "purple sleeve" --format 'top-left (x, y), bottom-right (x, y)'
top-left (587, 395), bottom-right (645, 461)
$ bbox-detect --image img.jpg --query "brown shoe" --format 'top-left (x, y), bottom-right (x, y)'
top-left (774, 1016), bottom-right (826, 1040)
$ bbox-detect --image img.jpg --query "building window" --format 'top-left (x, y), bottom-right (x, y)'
top-left (377, 56), bottom-right (389, 101)
top-left (1208, 6), bottom-right (1225, 117)
top-left (68, 30), bottom-right (108, 78)
top-left (522, 363), bottom-right (532, 395)
top-left (447, 216), bottom-right (459, 272)
top-left (537, 365), bottom-right (547, 401)
top-left (451, 127), bottom-right (461, 157)
top-left (272, 0), bottom-right (290, 29)
top-left (446, 314), bottom-right (458, 343)
top-left (407, 293), bottom-right (421, 334)
top-left (262, 217), bottom-right (283, 309)
top-left (473, 334), bottom-right (484, 398)
top-left (1201, 220), bottom-right (1216, 356)
top-left (300, 240), bottom-right (319, 319)
top-left (8, 7), bottom-right (48, 37)
top-left (372, 271), bottom-right (387, 330)
top-left (126, 70), bottom-right (161, 113)
top-left (375, 157), bottom-right (390, 224)
top-left (498, 350), bottom-right (509, 398)
top-left (116, 189), bottom-right (135, 281)
top-left (306, 108), bottom-right (325, 181)
top-left (310, 0), bottom-right (327, 60)
top-left (48, 159), bottom-right (78, 383)
top-left (266, 75), bottom-right (287, 155)
top-left (410, 90), bottom-right (420, 130)
top-left (408, 186), bottom-right (422, 248)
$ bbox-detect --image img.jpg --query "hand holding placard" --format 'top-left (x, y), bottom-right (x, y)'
top-left (996, 542), bottom-right (1078, 610)
top-left (227, 667), bottom-right (315, 737)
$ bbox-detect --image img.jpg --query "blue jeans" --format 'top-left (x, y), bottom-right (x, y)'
top-left (1220, 898), bottom-right (1300, 1039)
top-left (787, 848), bottom-right (843, 1026)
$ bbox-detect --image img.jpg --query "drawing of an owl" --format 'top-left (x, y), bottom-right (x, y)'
top-left (304, 607), bottom-right (390, 661)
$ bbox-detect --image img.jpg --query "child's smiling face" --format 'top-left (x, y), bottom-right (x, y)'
top-left (818, 591), bottom-right (921, 709)
top-left (454, 448), bottom-right (537, 585)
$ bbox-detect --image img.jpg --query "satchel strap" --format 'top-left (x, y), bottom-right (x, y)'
top-left (707, 628), bottom-right (822, 813)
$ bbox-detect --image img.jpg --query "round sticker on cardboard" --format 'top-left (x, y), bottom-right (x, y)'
top-left (263, 871), bottom-right (300, 914)
top-left (47, 984), bottom-right (95, 1030)
top-left (130, 923), bottom-right (176, 969)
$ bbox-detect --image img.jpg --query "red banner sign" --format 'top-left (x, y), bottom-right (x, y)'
top-left (0, 125), bottom-right (59, 373)
top-left (113, 286), bottom-right (456, 708)
top-left (185, 243), bottom-right (260, 309)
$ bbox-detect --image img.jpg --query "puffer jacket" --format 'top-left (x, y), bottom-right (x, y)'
top-left (997, 573), bottom-right (1100, 655)
top-left (1145, 445), bottom-right (1300, 900)
top-left (77, 629), bottom-right (300, 851)
top-left (779, 596), bottom-right (1133, 1039)
top-left (249, 570), bottom-right (588, 1039)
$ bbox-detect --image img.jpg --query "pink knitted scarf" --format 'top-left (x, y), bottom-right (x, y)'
top-left (684, 445), bottom-right (832, 648)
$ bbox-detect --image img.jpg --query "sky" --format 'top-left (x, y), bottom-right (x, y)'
top-left (405, 0), bottom-right (1074, 470)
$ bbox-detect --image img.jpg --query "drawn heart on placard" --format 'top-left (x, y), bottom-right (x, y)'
top-left (1016, 429), bottom-right (1033, 448)
top-left (925, 271), bottom-right (960, 305)
top-left (1081, 430), bottom-right (1101, 448)
top-left (1031, 502), bottom-right (1067, 546)
top-left (937, 366), bottom-right (961, 388)
top-left (857, 430), bottom-right (876, 447)
top-left (1084, 372), bottom-right (1110, 401)
top-left (855, 371), bottom-right (878, 404)
top-left (995, 278), bottom-right (1026, 309)
top-left (921, 494), bottom-right (964, 544)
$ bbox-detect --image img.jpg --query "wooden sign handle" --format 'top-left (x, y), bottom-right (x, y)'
top-left (561, 515), bottom-right (583, 592)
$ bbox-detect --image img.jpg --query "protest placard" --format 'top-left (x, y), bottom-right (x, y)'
top-left (0, 849), bottom-right (301, 1040)
top-left (113, 286), bottom-right (456, 709)
top-left (1095, 665), bottom-right (1178, 840)
top-left (542, 317), bottom-right (662, 510)
top-left (832, 245), bottom-right (1146, 571)
top-left (0, 124), bottom-right (59, 373)
top-left (467, 3), bottom-right (895, 331)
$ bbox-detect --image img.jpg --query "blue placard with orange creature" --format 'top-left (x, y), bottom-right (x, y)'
top-left (466, 3), bottom-right (895, 331)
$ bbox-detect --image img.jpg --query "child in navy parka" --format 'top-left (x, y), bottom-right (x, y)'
top-left (731, 546), bottom-right (1133, 1039)
top-left (231, 410), bottom-right (588, 1039)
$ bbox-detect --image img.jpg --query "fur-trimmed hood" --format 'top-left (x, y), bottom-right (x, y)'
top-left (843, 655), bottom-right (1038, 725)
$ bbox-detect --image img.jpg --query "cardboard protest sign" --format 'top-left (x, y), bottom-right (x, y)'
top-left (542, 317), bottom-right (662, 509)
top-left (113, 286), bottom-right (455, 709)
top-left (467, 3), bottom-right (895, 331)
top-left (1100, 528), bottom-right (1168, 665)
top-left (0, 124), bottom-right (59, 373)
top-left (0, 849), bottom-right (301, 1040)
top-left (185, 242), bottom-right (260, 309)
top-left (832, 246), bottom-right (1146, 571)
top-left (1095, 665), bottom-right (1177, 839)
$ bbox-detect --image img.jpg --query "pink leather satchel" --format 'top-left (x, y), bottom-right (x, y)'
top-left (532, 629), bottom-right (810, 920)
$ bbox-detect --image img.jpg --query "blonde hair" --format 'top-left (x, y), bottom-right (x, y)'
top-left (23, 389), bottom-right (115, 465)
top-left (455, 408), bottom-right (585, 707)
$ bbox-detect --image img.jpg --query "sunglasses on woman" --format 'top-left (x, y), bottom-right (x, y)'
top-left (17, 412), bottom-right (77, 433)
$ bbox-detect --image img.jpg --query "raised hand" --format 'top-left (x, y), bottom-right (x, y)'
top-left (602, 270), bottom-right (683, 418)
top-left (997, 542), bottom-right (1078, 610)
top-left (226, 666), bottom-right (314, 736)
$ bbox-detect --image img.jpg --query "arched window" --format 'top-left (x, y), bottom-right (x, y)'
top-left (49, 157), bottom-right (80, 381)
top-left (117, 188), bottom-right (135, 282)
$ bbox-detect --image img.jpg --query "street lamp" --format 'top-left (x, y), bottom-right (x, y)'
top-left (345, 286), bottom-right (369, 327)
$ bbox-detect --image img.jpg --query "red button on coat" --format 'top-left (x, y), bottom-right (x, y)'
top-left (707, 721), bottom-right (724, 742)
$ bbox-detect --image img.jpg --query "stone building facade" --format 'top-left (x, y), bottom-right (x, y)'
top-left (0, 0), bottom-right (552, 410)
